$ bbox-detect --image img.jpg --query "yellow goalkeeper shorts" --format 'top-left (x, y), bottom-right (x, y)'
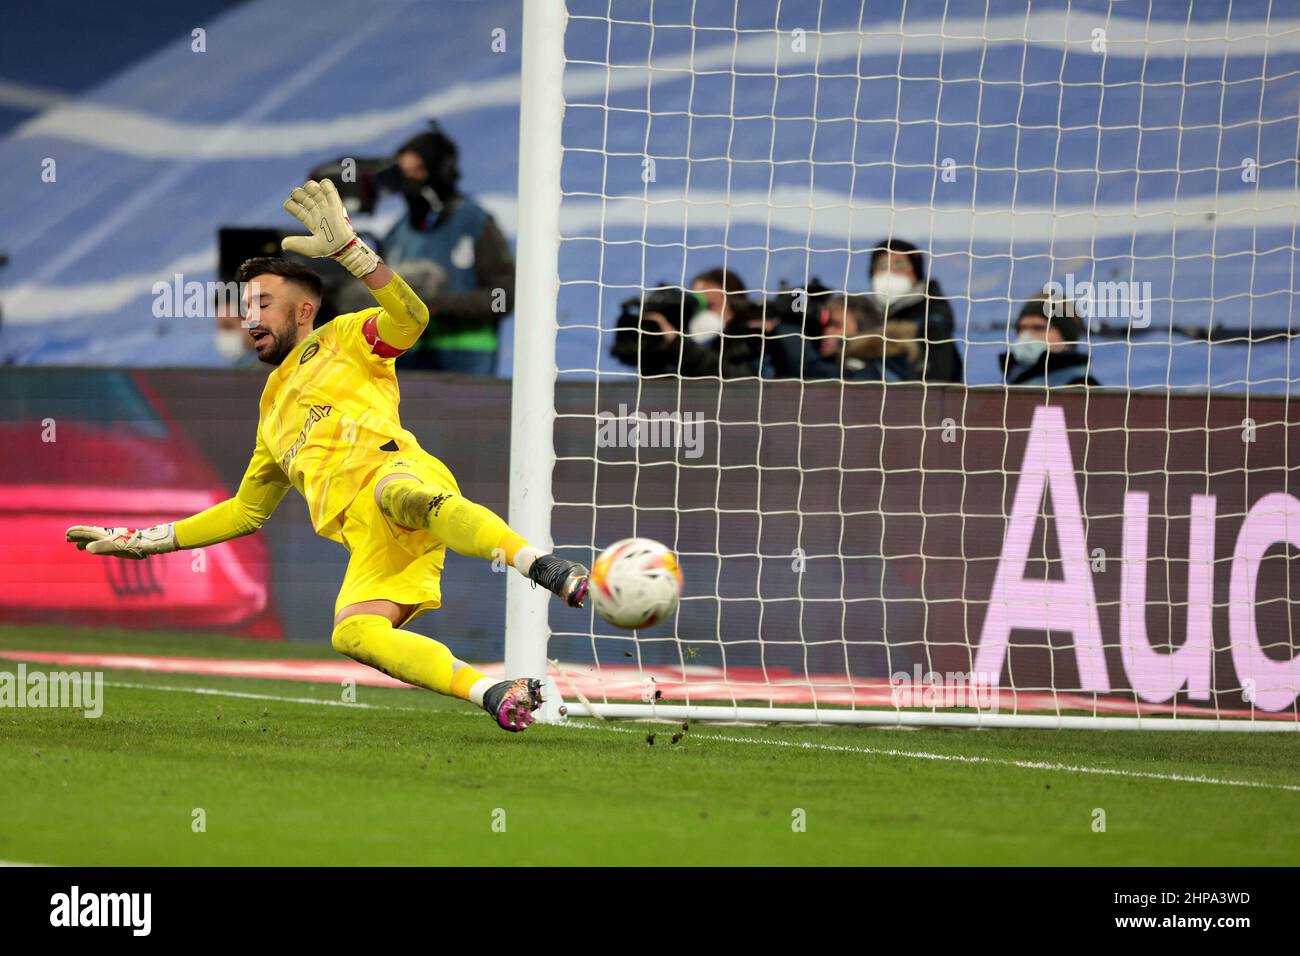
top-left (333, 449), bottom-right (461, 626)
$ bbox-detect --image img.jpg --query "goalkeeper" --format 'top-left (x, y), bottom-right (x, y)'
top-left (65, 180), bottom-right (589, 733)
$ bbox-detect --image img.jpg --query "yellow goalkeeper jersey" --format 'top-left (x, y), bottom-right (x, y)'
top-left (174, 274), bottom-right (429, 548)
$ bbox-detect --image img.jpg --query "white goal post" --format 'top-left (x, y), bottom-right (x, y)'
top-left (507, 0), bottom-right (1300, 730)
top-left (505, 0), bottom-right (568, 723)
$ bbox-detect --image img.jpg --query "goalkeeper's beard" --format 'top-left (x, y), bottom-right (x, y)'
top-left (255, 326), bottom-right (298, 367)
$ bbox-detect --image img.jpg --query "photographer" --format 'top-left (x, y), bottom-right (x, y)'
top-left (610, 269), bottom-right (763, 378)
top-left (766, 288), bottom-right (906, 382)
top-left (381, 127), bottom-right (516, 374)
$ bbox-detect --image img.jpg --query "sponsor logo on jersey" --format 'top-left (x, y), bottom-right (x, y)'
top-left (299, 341), bottom-right (320, 365)
top-left (280, 403), bottom-right (332, 474)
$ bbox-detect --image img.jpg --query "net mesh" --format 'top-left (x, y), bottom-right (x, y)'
top-left (537, 0), bottom-right (1300, 723)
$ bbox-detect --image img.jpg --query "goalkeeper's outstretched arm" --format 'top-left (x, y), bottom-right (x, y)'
top-left (66, 443), bottom-right (289, 559)
top-left (171, 465), bottom-right (289, 548)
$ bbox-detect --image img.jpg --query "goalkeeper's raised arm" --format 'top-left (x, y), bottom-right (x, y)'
top-left (281, 178), bottom-right (430, 351)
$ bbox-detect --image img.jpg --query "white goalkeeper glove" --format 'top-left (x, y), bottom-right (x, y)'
top-left (65, 524), bottom-right (177, 560)
top-left (281, 178), bottom-right (381, 279)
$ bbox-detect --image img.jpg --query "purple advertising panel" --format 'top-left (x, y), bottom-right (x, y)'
top-left (551, 378), bottom-right (1299, 715)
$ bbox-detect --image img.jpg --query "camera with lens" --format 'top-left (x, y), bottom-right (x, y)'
top-left (610, 286), bottom-right (707, 371)
top-left (623, 287), bottom-right (704, 335)
top-left (765, 278), bottom-right (832, 336)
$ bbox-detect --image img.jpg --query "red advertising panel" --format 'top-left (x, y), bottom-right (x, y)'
top-left (0, 370), bottom-right (281, 638)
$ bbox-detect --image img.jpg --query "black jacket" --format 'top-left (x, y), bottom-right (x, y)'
top-left (611, 298), bottom-right (763, 379)
top-left (766, 320), bottom-right (898, 382)
top-left (872, 278), bottom-right (963, 383)
top-left (1000, 348), bottom-right (1100, 387)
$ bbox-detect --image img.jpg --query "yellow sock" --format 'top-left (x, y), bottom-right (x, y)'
top-left (331, 614), bottom-right (493, 703)
top-left (380, 480), bottom-right (529, 564)
top-left (496, 529), bottom-right (528, 565)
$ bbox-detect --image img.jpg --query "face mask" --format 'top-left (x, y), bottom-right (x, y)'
top-left (872, 270), bottom-right (915, 299)
top-left (1011, 332), bottom-right (1048, 368)
top-left (215, 329), bottom-right (248, 361)
top-left (687, 309), bottom-right (724, 344)
top-left (401, 176), bottom-right (442, 228)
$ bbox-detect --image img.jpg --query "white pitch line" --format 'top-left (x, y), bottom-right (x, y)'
top-left (568, 722), bottom-right (1300, 794)
top-left (100, 680), bottom-right (1300, 795)
top-left (103, 680), bottom-right (386, 710)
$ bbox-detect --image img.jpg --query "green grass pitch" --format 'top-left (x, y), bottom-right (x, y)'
top-left (0, 626), bottom-right (1297, 866)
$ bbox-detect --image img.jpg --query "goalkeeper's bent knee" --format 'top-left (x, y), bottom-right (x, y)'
top-left (379, 480), bottom-right (528, 564)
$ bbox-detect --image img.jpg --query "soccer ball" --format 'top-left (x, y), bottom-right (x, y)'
top-left (588, 538), bottom-right (683, 629)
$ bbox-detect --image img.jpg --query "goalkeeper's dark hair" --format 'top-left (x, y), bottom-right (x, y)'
top-left (235, 256), bottom-right (323, 301)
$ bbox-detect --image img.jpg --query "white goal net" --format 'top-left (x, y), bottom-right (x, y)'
top-left (507, 0), bottom-right (1300, 729)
